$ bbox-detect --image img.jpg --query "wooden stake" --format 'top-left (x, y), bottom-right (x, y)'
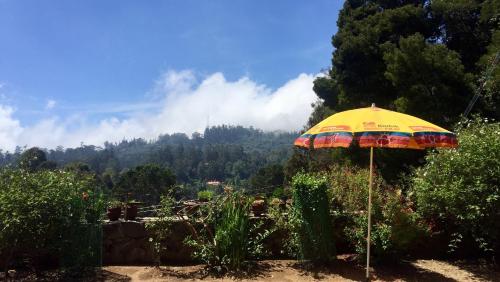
top-left (366, 146), bottom-right (373, 281)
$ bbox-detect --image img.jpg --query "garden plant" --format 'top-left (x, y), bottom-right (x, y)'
top-left (0, 169), bottom-right (105, 274)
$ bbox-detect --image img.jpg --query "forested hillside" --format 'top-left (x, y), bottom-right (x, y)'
top-left (0, 125), bottom-right (297, 188)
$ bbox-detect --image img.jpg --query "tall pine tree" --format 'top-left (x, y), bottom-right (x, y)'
top-left (314, 0), bottom-right (499, 125)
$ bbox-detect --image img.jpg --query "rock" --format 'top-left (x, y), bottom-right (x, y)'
top-left (103, 221), bottom-right (125, 240)
top-left (121, 221), bottom-right (147, 238)
top-left (126, 248), bottom-right (147, 264)
top-left (115, 239), bottom-right (137, 255)
top-left (102, 220), bottom-right (198, 265)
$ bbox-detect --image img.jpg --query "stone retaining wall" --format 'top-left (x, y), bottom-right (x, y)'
top-left (102, 217), bottom-right (288, 265)
top-left (103, 219), bottom-right (195, 265)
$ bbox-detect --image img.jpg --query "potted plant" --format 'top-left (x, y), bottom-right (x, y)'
top-left (107, 200), bottom-right (122, 221)
top-left (125, 200), bottom-right (141, 220)
top-left (251, 195), bottom-right (266, 216)
top-left (197, 190), bottom-right (213, 202)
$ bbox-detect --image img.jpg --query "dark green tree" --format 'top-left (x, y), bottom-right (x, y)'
top-left (37, 160), bottom-right (58, 170)
top-left (249, 164), bottom-right (285, 195)
top-left (18, 147), bottom-right (48, 172)
top-left (315, 0), bottom-right (499, 125)
top-left (114, 164), bottom-right (176, 205)
top-left (477, 30), bottom-right (500, 118)
top-left (431, 0), bottom-right (494, 72)
top-left (301, 0), bottom-right (499, 182)
top-left (383, 33), bottom-right (473, 124)
top-left (318, 1), bottom-right (432, 111)
top-left (64, 162), bottom-right (91, 173)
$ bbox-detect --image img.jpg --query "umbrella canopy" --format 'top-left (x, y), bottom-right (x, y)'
top-left (295, 105), bottom-right (458, 150)
top-left (294, 104), bottom-right (457, 281)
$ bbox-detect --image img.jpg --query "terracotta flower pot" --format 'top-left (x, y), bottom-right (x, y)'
top-left (107, 206), bottom-right (121, 221)
top-left (125, 204), bottom-right (138, 220)
top-left (252, 199), bottom-right (266, 216)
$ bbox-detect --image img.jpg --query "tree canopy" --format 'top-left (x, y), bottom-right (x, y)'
top-left (314, 0), bottom-right (499, 126)
top-left (17, 147), bottom-right (49, 172)
top-left (114, 164), bottom-right (176, 205)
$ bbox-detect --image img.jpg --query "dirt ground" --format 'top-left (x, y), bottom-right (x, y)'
top-left (99, 255), bottom-right (500, 282)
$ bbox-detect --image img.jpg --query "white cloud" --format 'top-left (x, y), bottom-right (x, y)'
top-left (45, 99), bottom-right (56, 110)
top-left (0, 106), bottom-right (23, 151)
top-left (0, 71), bottom-right (317, 151)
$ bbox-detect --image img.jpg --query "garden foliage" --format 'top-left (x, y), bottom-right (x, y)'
top-left (411, 119), bottom-right (500, 255)
top-left (0, 169), bottom-right (105, 270)
top-left (328, 165), bottom-right (428, 261)
top-left (290, 173), bottom-right (335, 263)
top-left (186, 192), bottom-right (269, 271)
top-left (197, 190), bottom-right (214, 201)
top-left (145, 195), bottom-right (175, 265)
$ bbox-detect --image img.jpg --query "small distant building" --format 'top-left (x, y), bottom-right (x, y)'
top-left (206, 180), bottom-right (221, 186)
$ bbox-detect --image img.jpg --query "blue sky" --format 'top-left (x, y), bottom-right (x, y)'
top-left (0, 0), bottom-right (342, 150)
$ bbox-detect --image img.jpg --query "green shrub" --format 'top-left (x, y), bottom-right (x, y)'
top-left (290, 173), bottom-right (335, 263)
top-left (344, 188), bottom-right (428, 261)
top-left (411, 118), bottom-right (500, 255)
top-left (198, 190), bottom-right (214, 201)
top-left (214, 193), bottom-right (250, 269)
top-left (186, 192), bottom-right (249, 270)
top-left (186, 192), bottom-right (269, 271)
top-left (107, 199), bottom-right (123, 209)
top-left (271, 187), bottom-right (285, 199)
top-left (145, 195), bottom-right (175, 265)
top-left (267, 198), bottom-right (293, 257)
top-left (0, 169), bottom-right (105, 270)
top-left (328, 165), bottom-right (428, 261)
top-left (328, 165), bottom-right (383, 214)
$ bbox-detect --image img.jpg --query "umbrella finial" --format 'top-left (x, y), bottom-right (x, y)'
top-left (371, 103), bottom-right (376, 108)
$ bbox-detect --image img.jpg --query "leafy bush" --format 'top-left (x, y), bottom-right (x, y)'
top-left (411, 119), bottom-right (500, 255)
top-left (344, 189), bottom-right (428, 261)
top-left (197, 190), bottom-right (214, 201)
top-left (267, 198), bottom-right (293, 257)
top-left (107, 199), bottom-right (123, 209)
top-left (290, 173), bottom-right (335, 263)
top-left (328, 165), bottom-right (428, 261)
top-left (328, 165), bottom-right (383, 214)
top-left (186, 192), bottom-right (268, 271)
top-left (145, 195), bottom-right (175, 265)
top-left (271, 187), bottom-right (285, 199)
top-left (0, 169), bottom-right (105, 270)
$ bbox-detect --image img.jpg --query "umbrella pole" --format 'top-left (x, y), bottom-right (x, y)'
top-left (366, 146), bottom-right (374, 281)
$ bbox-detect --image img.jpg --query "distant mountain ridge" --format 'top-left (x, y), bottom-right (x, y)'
top-left (0, 125), bottom-right (298, 184)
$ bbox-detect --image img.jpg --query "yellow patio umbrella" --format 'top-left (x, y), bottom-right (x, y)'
top-left (294, 103), bottom-right (458, 280)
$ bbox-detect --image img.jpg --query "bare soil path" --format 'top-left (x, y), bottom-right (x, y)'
top-left (100, 256), bottom-right (500, 282)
